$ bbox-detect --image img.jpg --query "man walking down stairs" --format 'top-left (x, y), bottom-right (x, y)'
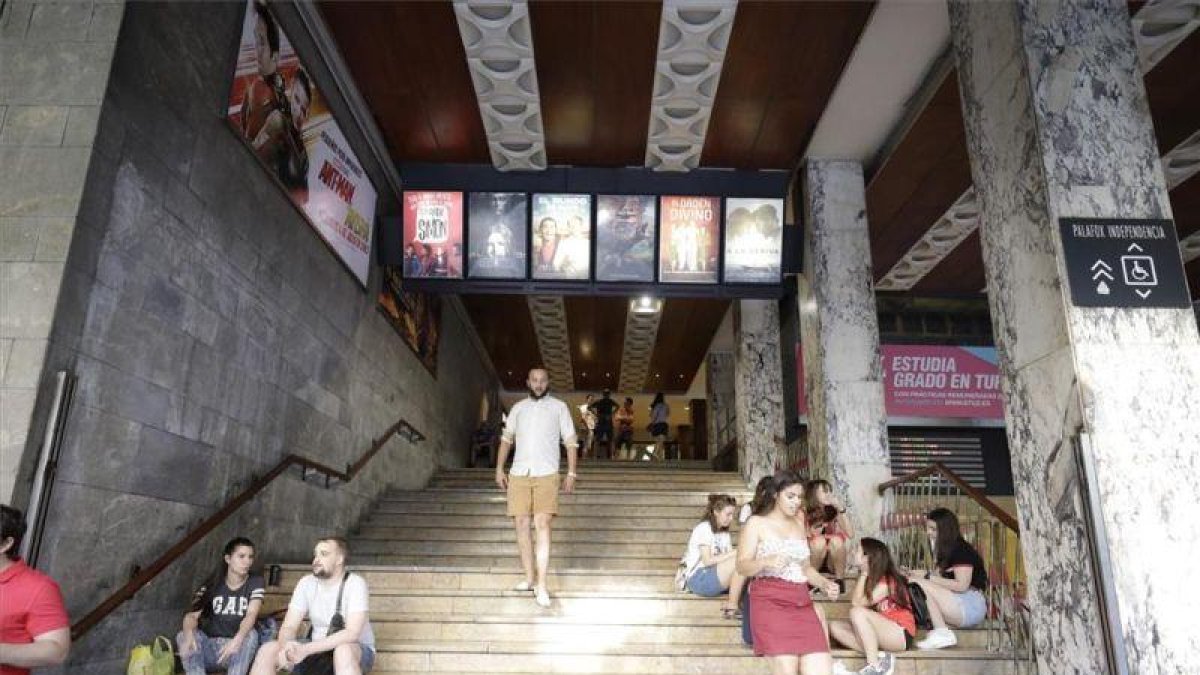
top-left (267, 462), bottom-right (1024, 673)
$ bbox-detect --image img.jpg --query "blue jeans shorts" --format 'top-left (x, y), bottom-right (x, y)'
top-left (955, 588), bottom-right (987, 628)
top-left (685, 564), bottom-right (727, 597)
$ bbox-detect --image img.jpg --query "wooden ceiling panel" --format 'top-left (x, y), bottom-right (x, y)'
top-left (1171, 173), bottom-right (1199, 240)
top-left (1143, 28), bottom-right (1200, 153)
top-left (530, 1), bottom-right (660, 167)
top-left (702, 2), bottom-right (874, 169)
top-left (319, 1), bottom-right (489, 163)
top-left (459, 294), bottom-right (541, 391)
top-left (564, 296), bottom-right (628, 392)
top-left (645, 299), bottom-right (730, 392)
top-left (911, 231), bottom-right (985, 296)
top-left (1187, 259), bottom-right (1199, 300)
top-left (866, 74), bottom-right (974, 279)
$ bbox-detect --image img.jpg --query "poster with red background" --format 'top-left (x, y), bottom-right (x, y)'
top-left (797, 345), bottom-right (1004, 420)
top-left (402, 191), bottom-right (464, 279)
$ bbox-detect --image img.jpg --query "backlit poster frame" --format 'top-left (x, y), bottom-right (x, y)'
top-left (466, 192), bottom-right (528, 280)
top-left (402, 191), bottom-right (464, 279)
top-left (530, 193), bottom-right (593, 281)
top-left (722, 197), bottom-right (784, 284)
top-left (225, 0), bottom-right (377, 287)
top-left (595, 194), bottom-right (657, 283)
top-left (658, 195), bottom-right (720, 284)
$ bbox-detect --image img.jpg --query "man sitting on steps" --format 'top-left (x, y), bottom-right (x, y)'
top-left (249, 537), bottom-right (375, 674)
top-left (495, 367), bottom-right (579, 608)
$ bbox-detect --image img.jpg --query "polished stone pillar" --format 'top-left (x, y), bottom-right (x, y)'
top-left (733, 300), bottom-right (784, 485)
top-left (705, 351), bottom-right (735, 461)
top-left (950, 1), bottom-right (1200, 672)
top-left (797, 159), bottom-right (892, 541)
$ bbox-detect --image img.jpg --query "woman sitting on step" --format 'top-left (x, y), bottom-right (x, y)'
top-left (737, 470), bottom-right (841, 675)
top-left (681, 494), bottom-right (747, 619)
top-left (803, 479), bottom-right (853, 594)
top-left (828, 538), bottom-right (915, 675)
top-left (904, 507), bottom-right (989, 650)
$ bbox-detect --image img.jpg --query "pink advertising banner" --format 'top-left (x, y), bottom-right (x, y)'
top-left (797, 345), bottom-right (1004, 421)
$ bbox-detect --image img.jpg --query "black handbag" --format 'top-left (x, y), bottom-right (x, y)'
top-left (907, 581), bottom-right (934, 631)
top-left (297, 573), bottom-right (349, 675)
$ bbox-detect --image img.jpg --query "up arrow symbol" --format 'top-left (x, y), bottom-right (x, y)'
top-left (1127, 243), bottom-right (1144, 253)
top-left (1091, 260), bottom-right (1112, 272)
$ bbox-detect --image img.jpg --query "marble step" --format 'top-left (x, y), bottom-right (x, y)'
top-left (385, 489), bottom-right (754, 505)
top-left (371, 642), bottom-right (1017, 674)
top-left (428, 475), bottom-right (748, 486)
top-left (350, 555), bottom-right (677, 570)
top-left (373, 502), bottom-right (713, 518)
top-left (358, 613), bottom-right (995, 649)
top-left (353, 526), bottom-right (695, 544)
top-left (365, 513), bottom-right (707, 530)
top-left (349, 539), bottom-right (684, 558)
top-left (265, 588), bottom-right (864, 619)
top-left (276, 566), bottom-right (681, 593)
top-left (440, 463), bottom-right (721, 474)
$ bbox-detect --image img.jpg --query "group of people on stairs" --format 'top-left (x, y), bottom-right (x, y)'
top-left (680, 472), bottom-right (989, 675)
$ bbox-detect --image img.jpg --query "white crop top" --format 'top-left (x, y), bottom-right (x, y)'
top-left (755, 537), bottom-right (810, 583)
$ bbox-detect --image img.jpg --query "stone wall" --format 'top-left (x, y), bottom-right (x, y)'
top-left (10, 3), bottom-right (497, 671)
top-left (1, 0), bottom-right (125, 503)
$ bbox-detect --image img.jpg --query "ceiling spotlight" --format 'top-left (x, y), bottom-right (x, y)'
top-left (655, 373), bottom-right (661, 378)
top-left (631, 296), bottom-right (661, 315)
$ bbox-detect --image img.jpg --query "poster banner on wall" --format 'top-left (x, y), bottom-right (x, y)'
top-left (378, 268), bottom-right (441, 376)
top-left (596, 195), bottom-right (656, 282)
top-left (797, 345), bottom-right (1004, 420)
top-left (402, 191), bottom-right (464, 278)
top-left (467, 192), bottom-right (527, 279)
top-left (226, 0), bottom-right (376, 287)
top-left (659, 195), bottom-right (719, 283)
top-left (723, 197), bottom-right (783, 283)
top-left (531, 194), bottom-right (592, 280)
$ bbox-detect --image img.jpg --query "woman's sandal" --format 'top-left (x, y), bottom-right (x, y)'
top-left (720, 606), bottom-right (741, 620)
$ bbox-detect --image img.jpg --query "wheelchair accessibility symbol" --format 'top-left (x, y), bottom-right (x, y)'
top-left (1120, 244), bottom-right (1157, 298)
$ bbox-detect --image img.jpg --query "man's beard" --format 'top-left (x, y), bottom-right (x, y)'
top-left (313, 567), bottom-right (330, 579)
top-left (528, 387), bottom-right (549, 400)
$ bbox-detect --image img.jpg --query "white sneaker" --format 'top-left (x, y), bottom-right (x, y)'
top-left (832, 661), bottom-right (855, 675)
top-left (534, 588), bottom-right (552, 608)
top-left (916, 628), bottom-right (957, 650)
top-left (876, 652), bottom-right (895, 675)
top-left (512, 580), bottom-right (533, 592)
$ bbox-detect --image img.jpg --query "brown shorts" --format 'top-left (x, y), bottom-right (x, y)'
top-left (506, 473), bottom-right (559, 516)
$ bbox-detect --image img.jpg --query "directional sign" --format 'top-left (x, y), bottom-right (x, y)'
top-left (1059, 218), bottom-right (1190, 308)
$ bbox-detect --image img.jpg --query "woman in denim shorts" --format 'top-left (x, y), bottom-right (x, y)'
top-left (681, 494), bottom-right (747, 619)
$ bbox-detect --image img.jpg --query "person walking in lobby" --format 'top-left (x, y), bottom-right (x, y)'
top-left (648, 392), bottom-right (670, 461)
top-left (495, 367), bottom-right (579, 608)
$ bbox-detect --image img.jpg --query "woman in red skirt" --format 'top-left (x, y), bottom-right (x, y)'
top-left (737, 470), bottom-right (842, 675)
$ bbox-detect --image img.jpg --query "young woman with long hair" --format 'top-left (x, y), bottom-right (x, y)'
top-left (828, 538), bottom-right (915, 675)
top-left (680, 494), bottom-right (747, 619)
top-left (737, 471), bottom-right (841, 675)
top-left (177, 537), bottom-right (265, 675)
top-left (648, 393), bottom-right (670, 461)
top-left (803, 480), bottom-right (854, 592)
top-left (905, 508), bottom-right (988, 650)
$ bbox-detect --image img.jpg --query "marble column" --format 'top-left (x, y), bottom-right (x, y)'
top-left (705, 351), bottom-right (735, 461)
top-left (950, 1), bottom-right (1200, 672)
top-left (797, 159), bottom-right (892, 542)
top-left (733, 300), bottom-right (784, 485)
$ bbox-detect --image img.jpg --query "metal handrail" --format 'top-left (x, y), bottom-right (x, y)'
top-left (877, 462), bottom-right (1034, 672)
top-left (70, 418), bottom-right (425, 639)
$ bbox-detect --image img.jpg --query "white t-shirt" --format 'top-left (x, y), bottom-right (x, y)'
top-left (682, 521), bottom-right (732, 578)
top-left (502, 396), bottom-right (577, 477)
top-left (288, 573), bottom-right (375, 649)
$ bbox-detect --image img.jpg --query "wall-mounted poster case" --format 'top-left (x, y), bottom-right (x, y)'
top-left (467, 192), bottom-right (528, 279)
top-left (723, 197), bottom-right (784, 283)
top-left (402, 191), bottom-right (464, 279)
top-left (659, 195), bottom-right (719, 284)
top-left (531, 194), bottom-right (593, 281)
top-left (595, 195), bottom-right (656, 283)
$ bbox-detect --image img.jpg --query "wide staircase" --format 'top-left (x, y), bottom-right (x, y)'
top-left (267, 461), bottom-right (1022, 673)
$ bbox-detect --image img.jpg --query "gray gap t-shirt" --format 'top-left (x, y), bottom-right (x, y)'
top-left (199, 574), bottom-right (266, 638)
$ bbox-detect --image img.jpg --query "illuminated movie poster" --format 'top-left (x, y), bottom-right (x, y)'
top-left (467, 192), bottom-right (528, 279)
top-left (723, 197), bottom-right (784, 283)
top-left (531, 194), bottom-right (592, 280)
top-left (226, 0), bottom-right (376, 287)
top-left (402, 191), bottom-right (464, 278)
top-left (659, 196), bottom-right (719, 283)
top-left (378, 268), bottom-right (441, 376)
top-left (595, 195), bottom-right (655, 282)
